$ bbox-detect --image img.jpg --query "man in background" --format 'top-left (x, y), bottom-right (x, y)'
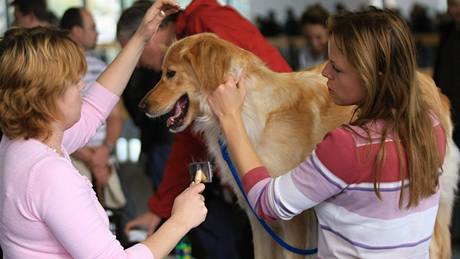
top-left (118, 0), bottom-right (291, 257)
top-left (60, 7), bottom-right (125, 211)
top-left (116, 2), bottom-right (175, 193)
top-left (11, 0), bottom-right (57, 28)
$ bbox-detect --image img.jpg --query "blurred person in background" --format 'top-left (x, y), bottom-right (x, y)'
top-left (11, 0), bottom-right (56, 28)
top-left (297, 4), bottom-right (329, 70)
top-left (119, 0), bottom-right (291, 258)
top-left (61, 7), bottom-right (126, 211)
top-left (117, 1), bottom-right (175, 193)
top-left (409, 3), bottom-right (433, 33)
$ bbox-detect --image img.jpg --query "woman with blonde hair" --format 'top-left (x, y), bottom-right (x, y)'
top-left (208, 9), bottom-right (447, 258)
top-left (0, 1), bottom-right (208, 258)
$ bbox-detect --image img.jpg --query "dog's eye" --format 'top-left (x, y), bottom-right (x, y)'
top-left (166, 70), bottom-right (176, 79)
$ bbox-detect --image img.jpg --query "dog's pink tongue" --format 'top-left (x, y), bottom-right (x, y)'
top-left (167, 102), bottom-right (183, 127)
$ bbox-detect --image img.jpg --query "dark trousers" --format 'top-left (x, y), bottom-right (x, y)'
top-left (189, 185), bottom-right (254, 259)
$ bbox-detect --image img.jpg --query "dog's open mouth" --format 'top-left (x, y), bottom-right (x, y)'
top-left (166, 94), bottom-right (189, 130)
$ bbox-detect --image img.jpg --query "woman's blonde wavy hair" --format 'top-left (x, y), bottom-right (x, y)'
top-left (329, 9), bottom-right (442, 208)
top-left (0, 26), bottom-right (86, 140)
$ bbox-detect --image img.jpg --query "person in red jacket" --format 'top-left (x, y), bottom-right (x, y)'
top-left (118, 0), bottom-right (291, 257)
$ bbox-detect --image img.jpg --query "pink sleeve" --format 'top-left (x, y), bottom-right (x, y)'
top-left (315, 128), bottom-right (360, 184)
top-left (63, 82), bottom-right (119, 154)
top-left (241, 135), bottom-right (353, 220)
top-left (242, 166), bottom-right (271, 193)
top-left (27, 158), bottom-right (153, 259)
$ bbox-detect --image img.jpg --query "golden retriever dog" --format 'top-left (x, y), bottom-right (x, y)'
top-left (141, 33), bottom-right (459, 259)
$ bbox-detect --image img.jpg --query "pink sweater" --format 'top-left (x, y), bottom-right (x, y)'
top-left (0, 83), bottom-right (153, 259)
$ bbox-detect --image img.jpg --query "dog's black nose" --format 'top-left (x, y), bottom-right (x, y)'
top-left (138, 100), bottom-right (146, 110)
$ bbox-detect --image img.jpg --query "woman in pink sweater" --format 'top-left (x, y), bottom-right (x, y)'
top-left (0, 1), bottom-right (207, 258)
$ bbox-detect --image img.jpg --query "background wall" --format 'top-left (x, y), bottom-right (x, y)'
top-left (247, 0), bottom-right (448, 23)
top-left (249, 0), bottom-right (367, 22)
top-left (0, 0), bottom-right (451, 37)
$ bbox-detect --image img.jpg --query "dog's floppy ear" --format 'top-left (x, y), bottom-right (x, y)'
top-left (181, 34), bottom-right (235, 92)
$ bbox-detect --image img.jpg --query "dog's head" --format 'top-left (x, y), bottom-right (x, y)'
top-left (140, 33), bottom-right (262, 132)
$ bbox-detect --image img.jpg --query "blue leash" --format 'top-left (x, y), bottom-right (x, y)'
top-left (219, 141), bottom-right (318, 255)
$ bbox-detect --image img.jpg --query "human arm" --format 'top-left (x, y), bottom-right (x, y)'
top-left (72, 147), bottom-right (94, 166)
top-left (142, 183), bottom-right (207, 259)
top-left (63, 7), bottom-right (164, 152)
top-left (64, 83), bottom-right (119, 154)
top-left (29, 158), bottom-right (206, 259)
top-left (207, 77), bottom-right (263, 176)
top-left (69, 103), bottom-right (122, 187)
top-left (101, 102), bottom-right (123, 154)
top-left (97, 0), bottom-right (179, 97)
top-left (90, 102), bottom-right (124, 186)
top-left (124, 129), bottom-right (205, 236)
top-left (147, 128), bottom-right (208, 218)
top-left (208, 78), bottom-right (352, 220)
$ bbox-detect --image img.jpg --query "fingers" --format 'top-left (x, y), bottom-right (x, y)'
top-left (143, 0), bottom-right (179, 33)
top-left (222, 75), bottom-right (245, 90)
top-left (238, 78), bottom-right (247, 98)
top-left (216, 76), bottom-right (246, 98)
top-left (150, 0), bottom-right (180, 17)
top-left (185, 183), bottom-right (206, 204)
top-left (221, 76), bottom-right (237, 89)
top-left (124, 221), bottom-right (136, 236)
top-left (189, 182), bottom-right (205, 193)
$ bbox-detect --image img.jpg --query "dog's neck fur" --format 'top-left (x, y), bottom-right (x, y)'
top-left (193, 66), bottom-right (278, 144)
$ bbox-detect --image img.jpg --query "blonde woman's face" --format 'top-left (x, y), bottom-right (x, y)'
top-left (321, 39), bottom-right (364, 106)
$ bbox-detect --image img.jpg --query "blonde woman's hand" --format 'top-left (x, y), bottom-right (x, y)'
top-left (207, 76), bottom-right (247, 123)
top-left (135, 0), bottom-right (180, 43)
top-left (170, 183), bottom-right (207, 230)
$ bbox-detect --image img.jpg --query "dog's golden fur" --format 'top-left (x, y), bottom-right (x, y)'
top-left (142, 33), bottom-right (459, 259)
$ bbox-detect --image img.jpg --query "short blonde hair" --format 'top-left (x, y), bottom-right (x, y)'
top-left (0, 27), bottom-right (86, 140)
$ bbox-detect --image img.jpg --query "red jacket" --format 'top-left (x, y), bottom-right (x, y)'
top-left (148, 0), bottom-right (291, 218)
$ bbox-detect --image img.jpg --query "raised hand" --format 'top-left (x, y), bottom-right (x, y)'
top-left (134, 0), bottom-right (180, 43)
top-left (207, 76), bottom-right (247, 123)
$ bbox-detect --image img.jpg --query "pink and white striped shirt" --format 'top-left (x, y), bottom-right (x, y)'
top-left (242, 120), bottom-right (446, 258)
top-left (0, 83), bottom-right (153, 259)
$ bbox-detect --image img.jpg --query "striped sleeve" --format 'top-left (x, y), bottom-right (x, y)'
top-left (241, 130), bottom-right (356, 220)
top-left (315, 128), bottom-right (361, 184)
